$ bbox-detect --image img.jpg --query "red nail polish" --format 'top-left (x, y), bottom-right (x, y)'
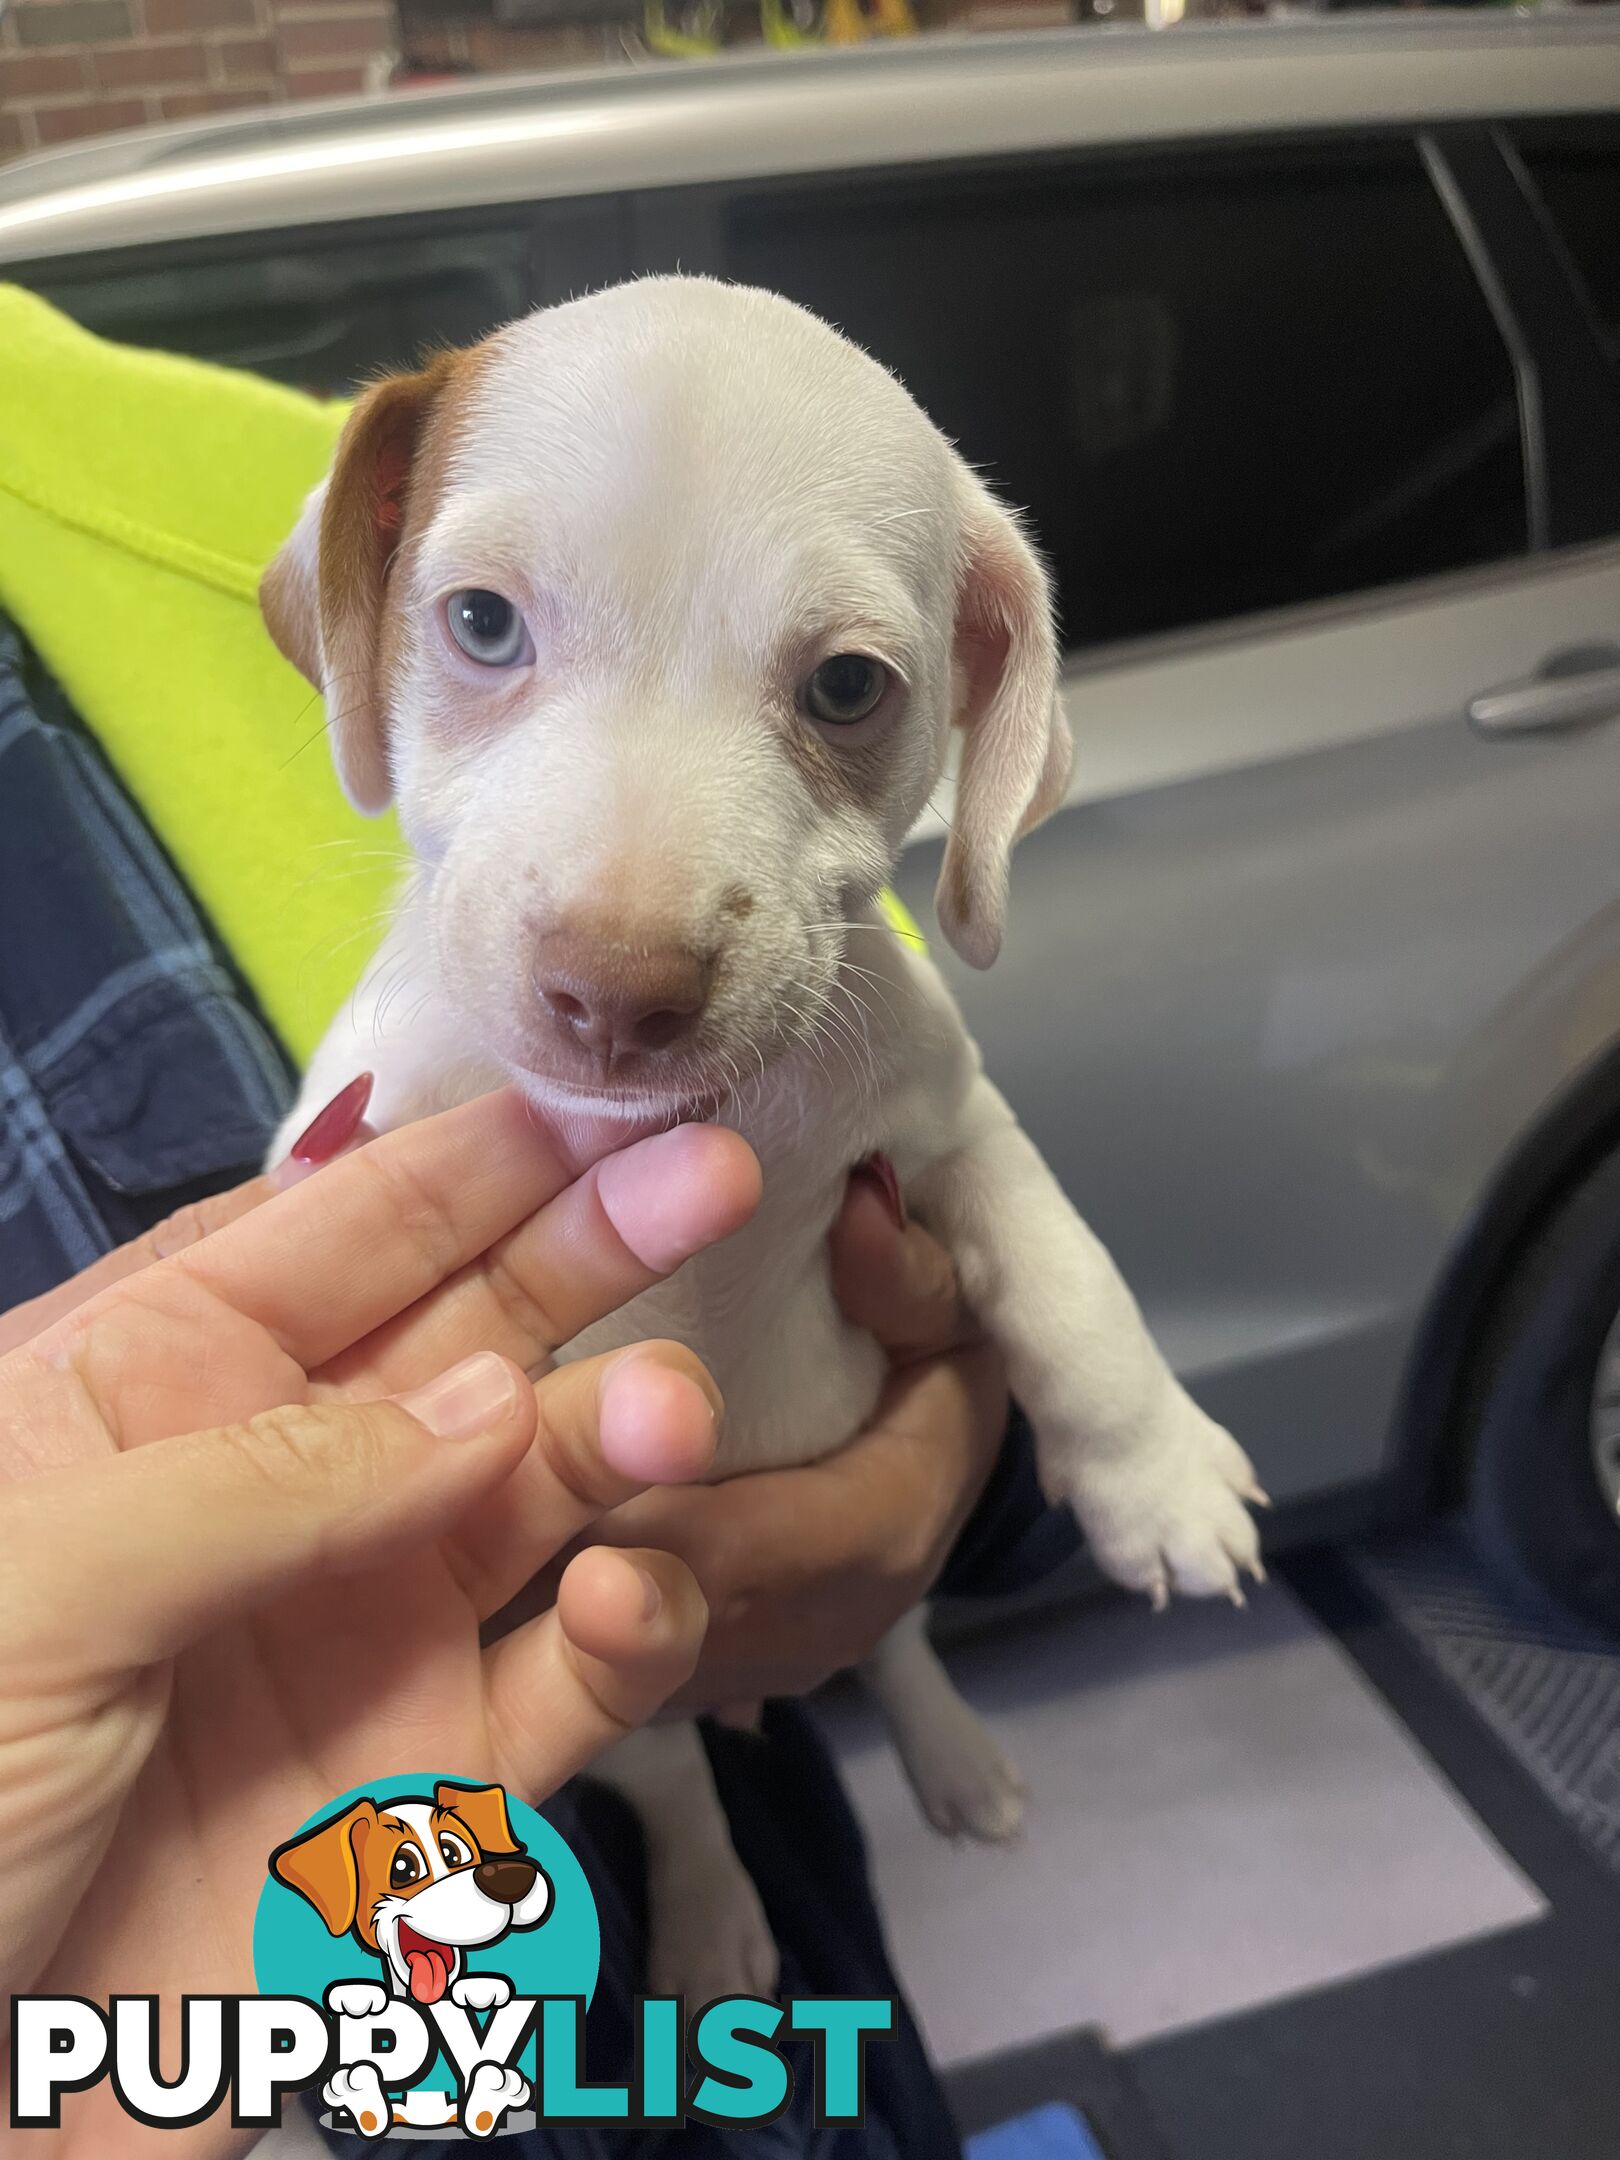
top-left (853, 1151), bottom-right (906, 1231)
top-left (289, 1072), bottom-right (374, 1165)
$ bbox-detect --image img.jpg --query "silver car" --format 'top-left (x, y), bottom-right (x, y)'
top-left (3, 14), bottom-right (1619, 1618)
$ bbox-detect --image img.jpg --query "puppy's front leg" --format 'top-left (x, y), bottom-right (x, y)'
top-left (594, 1722), bottom-right (779, 2003)
top-left (914, 1080), bottom-right (1264, 1609)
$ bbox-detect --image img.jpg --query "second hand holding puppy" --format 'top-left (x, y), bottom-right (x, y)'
top-left (573, 1163), bottom-right (1010, 1712)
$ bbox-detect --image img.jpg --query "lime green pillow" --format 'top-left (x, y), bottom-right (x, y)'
top-left (0, 284), bottom-right (379, 1065)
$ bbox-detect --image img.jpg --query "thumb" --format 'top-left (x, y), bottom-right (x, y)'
top-left (830, 1170), bottom-right (975, 1363)
top-left (8, 1353), bottom-right (536, 1684)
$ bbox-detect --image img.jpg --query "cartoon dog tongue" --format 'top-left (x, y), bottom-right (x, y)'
top-left (400, 1926), bottom-right (453, 2004)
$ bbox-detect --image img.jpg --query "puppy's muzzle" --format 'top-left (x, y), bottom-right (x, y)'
top-left (474, 1854), bottom-right (542, 1904)
top-left (532, 926), bottom-right (713, 1059)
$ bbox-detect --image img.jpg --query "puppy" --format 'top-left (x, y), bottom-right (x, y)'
top-left (272, 1780), bottom-right (549, 2134)
top-left (263, 276), bottom-right (1263, 2004)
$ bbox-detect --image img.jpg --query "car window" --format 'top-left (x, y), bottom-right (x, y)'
top-left (724, 142), bottom-right (1527, 653)
top-left (32, 224), bottom-right (533, 397)
top-left (1516, 118), bottom-right (1620, 381)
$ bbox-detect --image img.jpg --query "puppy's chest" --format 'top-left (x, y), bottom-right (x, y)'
top-left (559, 1091), bottom-right (890, 1478)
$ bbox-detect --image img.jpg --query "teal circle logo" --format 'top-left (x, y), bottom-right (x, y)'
top-left (252, 1773), bottom-right (598, 2117)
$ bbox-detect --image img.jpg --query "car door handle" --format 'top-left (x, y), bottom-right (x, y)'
top-left (1468, 646), bottom-right (1620, 737)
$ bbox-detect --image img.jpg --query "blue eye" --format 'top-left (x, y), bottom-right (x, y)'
top-left (446, 589), bottom-right (531, 668)
top-left (802, 654), bottom-right (889, 726)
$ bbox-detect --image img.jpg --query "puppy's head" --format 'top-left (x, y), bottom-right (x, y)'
top-left (264, 277), bottom-right (1070, 1115)
top-left (270, 1783), bottom-right (550, 2004)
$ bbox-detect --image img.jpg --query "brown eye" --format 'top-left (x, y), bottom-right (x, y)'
top-left (802, 654), bottom-right (889, 726)
top-left (390, 1846), bottom-right (424, 1888)
top-left (438, 1833), bottom-right (472, 1868)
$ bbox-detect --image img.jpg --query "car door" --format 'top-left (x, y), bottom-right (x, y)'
top-left (704, 128), bottom-right (1620, 1521)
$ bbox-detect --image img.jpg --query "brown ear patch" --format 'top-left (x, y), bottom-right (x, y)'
top-left (259, 525), bottom-right (322, 684)
top-left (269, 1799), bottom-right (378, 1938)
top-left (296, 340), bottom-right (484, 814)
top-left (434, 1780), bottom-right (522, 1858)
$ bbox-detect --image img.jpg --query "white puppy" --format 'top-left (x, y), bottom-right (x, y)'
top-left (263, 276), bottom-right (1263, 2003)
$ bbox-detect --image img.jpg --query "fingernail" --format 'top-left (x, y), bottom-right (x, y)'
top-left (289, 1073), bottom-right (375, 1166)
top-left (852, 1151), bottom-right (906, 1231)
top-left (635, 1564), bottom-right (663, 1622)
top-left (397, 1352), bottom-right (520, 1441)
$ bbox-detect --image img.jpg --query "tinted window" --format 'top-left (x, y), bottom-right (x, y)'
top-left (727, 144), bottom-right (1526, 651)
top-left (1518, 119), bottom-right (1620, 377)
top-left (34, 224), bottom-right (532, 396)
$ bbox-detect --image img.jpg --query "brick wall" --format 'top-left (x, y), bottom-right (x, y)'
top-left (0, 0), bottom-right (1096, 167)
top-left (0, 0), bottom-right (398, 159)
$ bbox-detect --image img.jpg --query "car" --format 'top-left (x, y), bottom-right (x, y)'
top-left (3, 14), bottom-right (1619, 1622)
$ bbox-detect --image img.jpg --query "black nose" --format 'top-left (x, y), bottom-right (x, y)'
top-left (475, 1855), bottom-right (539, 1904)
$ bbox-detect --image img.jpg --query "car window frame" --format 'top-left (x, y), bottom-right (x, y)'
top-left (5, 191), bottom-right (625, 399)
top-left (1438, 122), bottom-right (1620, 553)
top-left (631, 121), bottom-right (1620, 668)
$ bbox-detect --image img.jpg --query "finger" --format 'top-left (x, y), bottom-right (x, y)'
top-left (485, 1546), bottom-right (708, 1799)
top-left (267, 1071), bottom-right (377, 1189)
top-left (9, 1352), bottom-right (536, 1681)
top-left (325, 1121), bottom-right (761, 1393)
top-left (0, 1180), bottom-right (272, 1357)
top-left (114, 1092), bottom-right (743, 1375)
top-left (601, 1341), bottom-right (1009, 1707)
top-left (445, 1342), bottom-right (721, 1620)
top-left (271, 1120), bottom-right (379, 1190)
top-left (829, 1176), bottom-right (976, 1362)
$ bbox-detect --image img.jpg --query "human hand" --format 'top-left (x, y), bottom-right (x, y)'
top-left (0, 1086), bottom-right (759, 2153)
top-left (566, 1164), bottom-right (1010, 1710)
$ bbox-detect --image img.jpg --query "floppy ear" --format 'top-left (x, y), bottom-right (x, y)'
top-left (269, 1799), bottom-right (377, 1936)
top-left (935, 471), bottom-right (1073, 970)
top-left (259, 353), bottom-right (458, 815)
top-left (436, 1780), bottom-right (522, 1857)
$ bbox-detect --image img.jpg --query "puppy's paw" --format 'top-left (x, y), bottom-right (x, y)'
top-left (450, 1973), bottom-right (513, 2012)
top-left (651, 1858), bottom-right (779, 2004)
top-left (896, 1699), bottom-right (1026, 1843)
top-left (323, 1980), bottom-right (389, 2021)
top-left (323, 2063), bottom-right (390, 2139)
top-left (462, 2062), bottom-right (529, 2138)
top-left (1043, 1402), bottom-right (1265, 1609)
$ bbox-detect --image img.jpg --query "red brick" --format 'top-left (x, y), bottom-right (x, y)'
top-left (0, 48), bottom-right (89, 95)
top-left (142, 0), bottom-right (260, 34)
top-left (158, 81), bottom-right (273, 111)
top-left (94, 37), bottom-right (209, 86)
top-left (33, 95), bottom-right (147, 141)
top-left (11, 0), bottom-right (132, 43)
top-left (282, 60), bottom-right (367, 94)
top-left (210, 30), bottom-right (276, 73)
top-left (275, 8), bottom-right (389, 58)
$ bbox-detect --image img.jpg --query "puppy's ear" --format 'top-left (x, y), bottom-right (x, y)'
top-left (259, 477), bottom-right (326, 685)
top-left (269, 1799), bottom-right (377, 1936)
top-left (435, 1780), bottom-right (521, 1857)
top-left (259, 351), bottom-right (461, 815)
top-left (935, 470), bottom-right (1073, 970)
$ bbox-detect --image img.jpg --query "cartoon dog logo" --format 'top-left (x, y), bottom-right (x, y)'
top-left (270, 1780), bottom-right (552, 2136)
